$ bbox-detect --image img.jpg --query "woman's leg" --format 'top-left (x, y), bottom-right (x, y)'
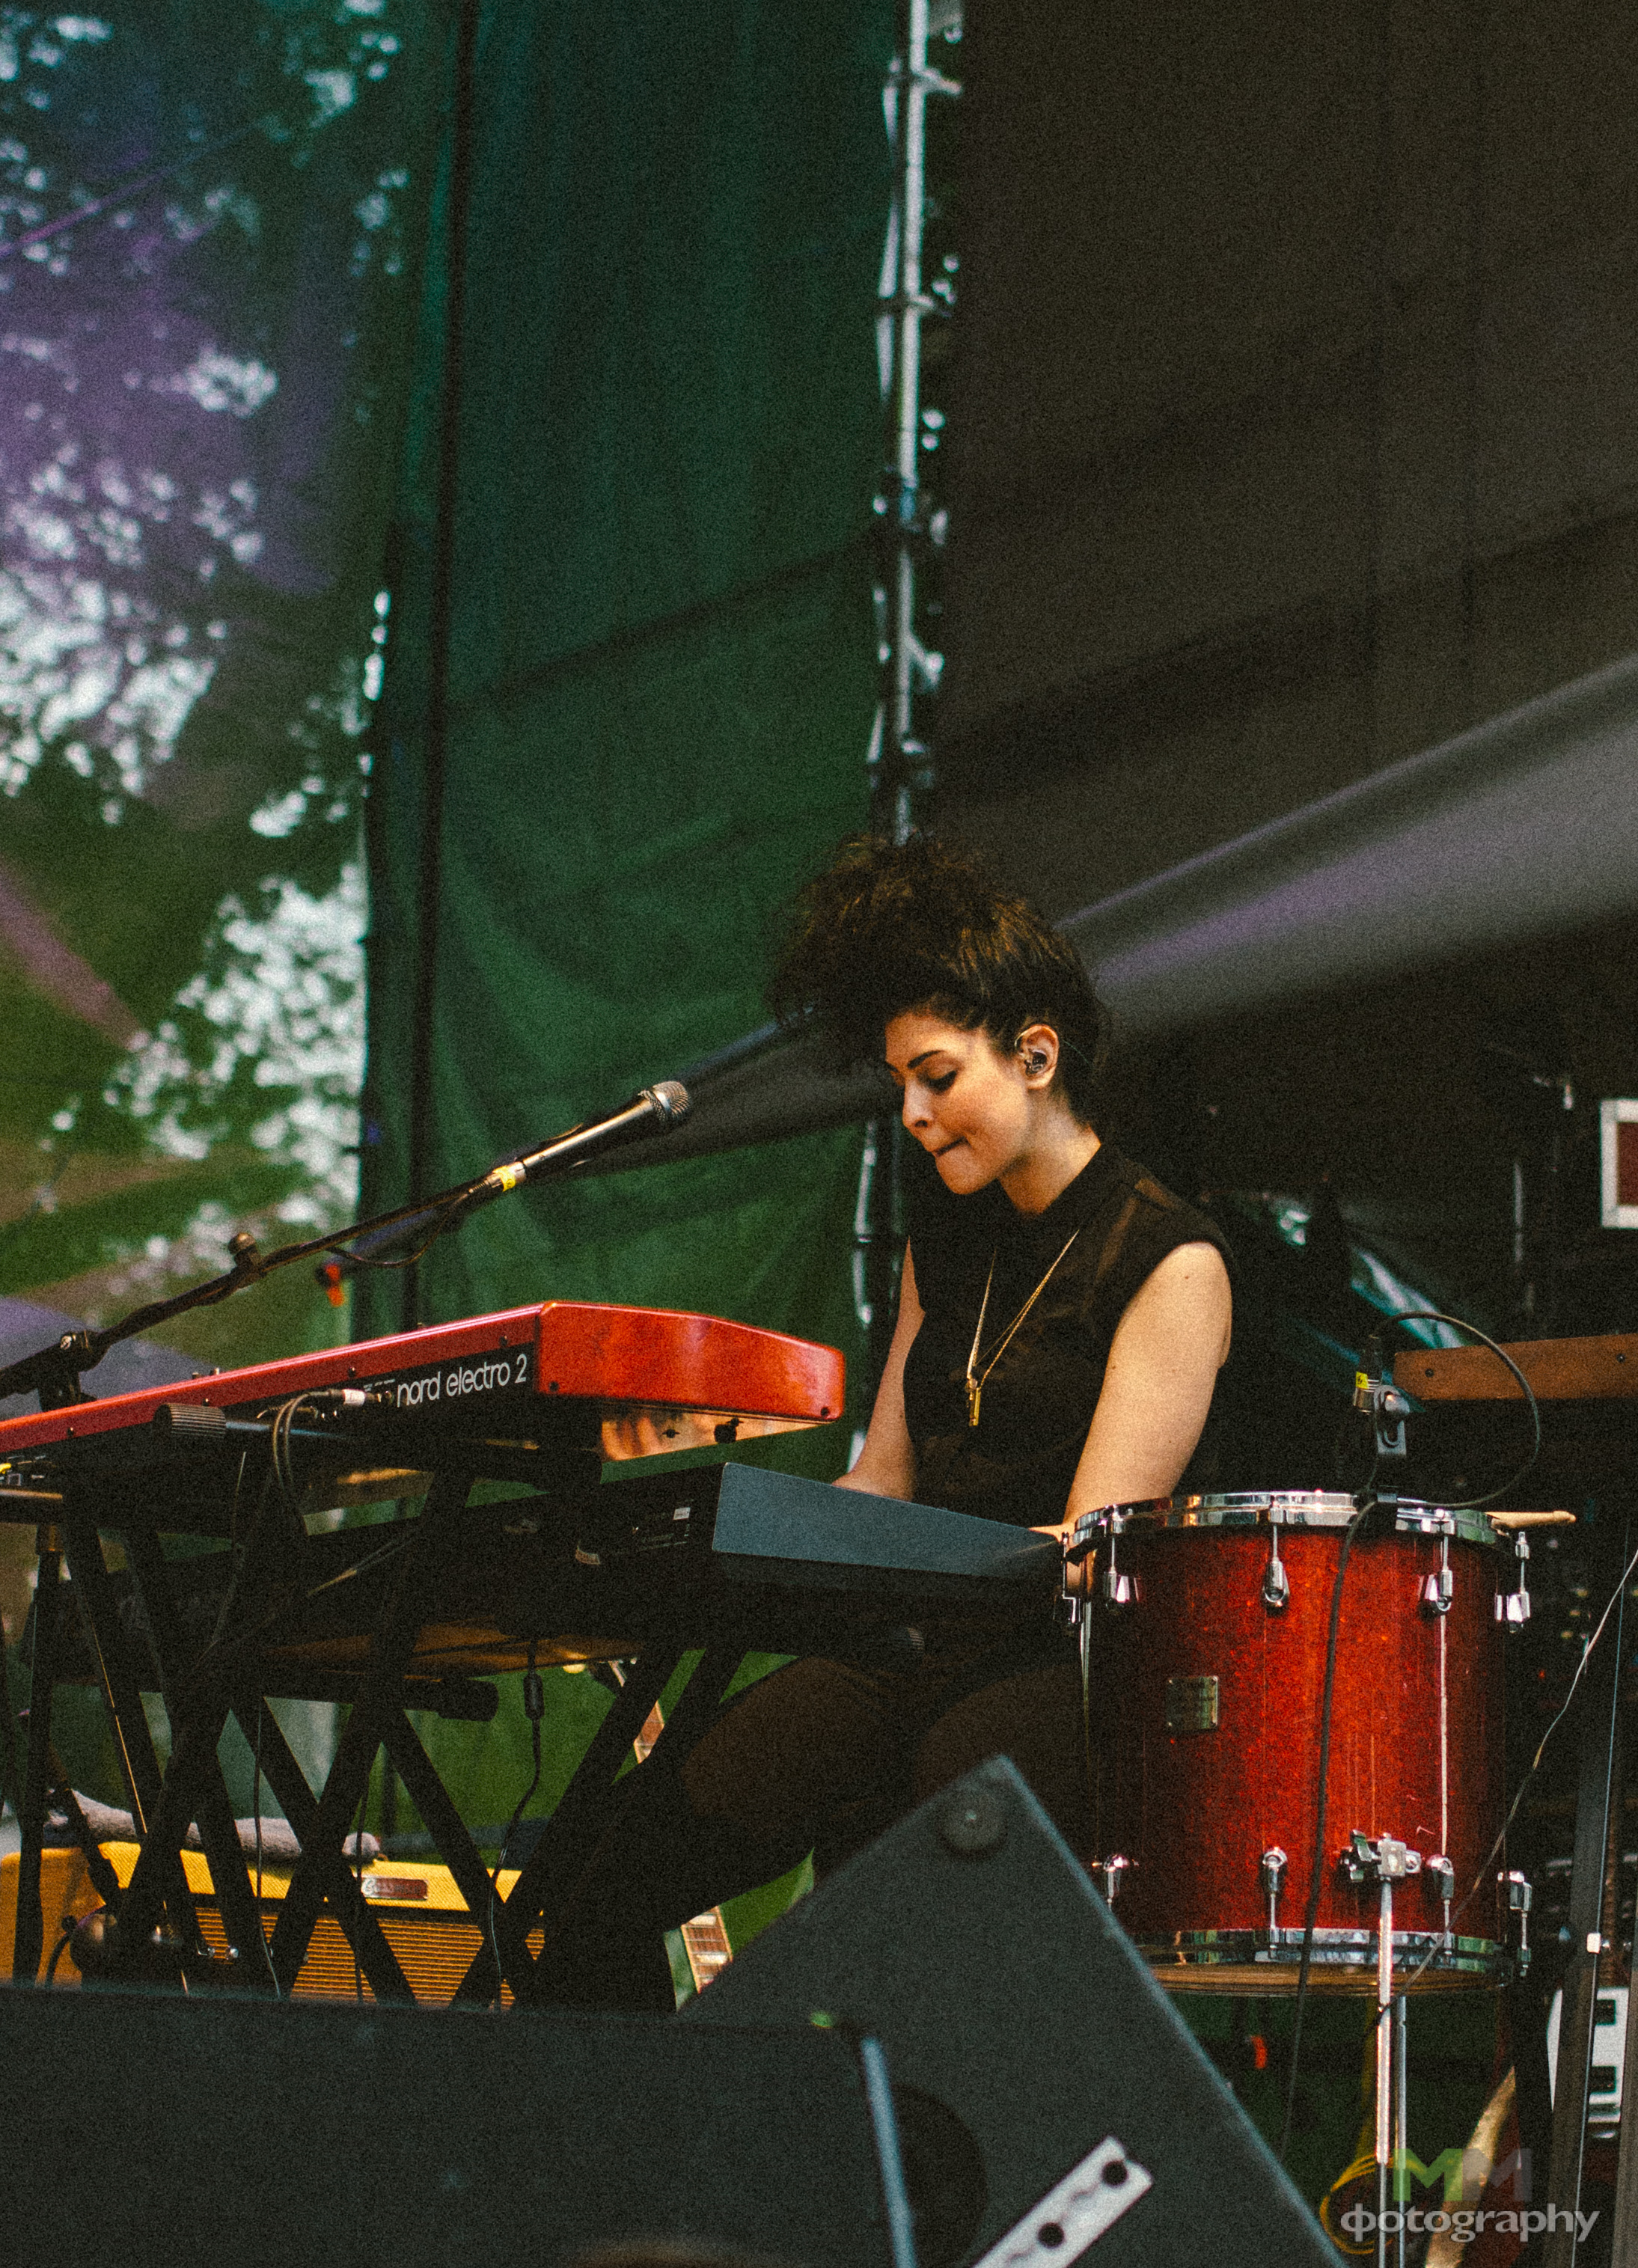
top-left (538, 1654), bottom-right (918, 2009)
top-left (911, 1657), bottom-right (1093, 1858)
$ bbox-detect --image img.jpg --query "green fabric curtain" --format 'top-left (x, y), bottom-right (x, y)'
top-left (353, 4), bottom-right (892, 1893)
top-left (361, 2), bottom-right (890, 1426)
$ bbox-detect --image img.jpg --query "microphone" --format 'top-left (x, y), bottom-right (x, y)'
top-left (479, 1080), bottom-right (691, 1193)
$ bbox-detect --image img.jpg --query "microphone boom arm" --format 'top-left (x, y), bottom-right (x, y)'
top-left (0, 1081), bottom-right (691, 1408)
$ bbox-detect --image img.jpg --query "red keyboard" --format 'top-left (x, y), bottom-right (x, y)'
top-left (0, 1303), bottom-right (845, 1469)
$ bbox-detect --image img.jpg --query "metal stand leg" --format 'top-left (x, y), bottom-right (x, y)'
top-left (1542, 1511), bottom-right (1630, 2268)
top-left (1341, 1832), bottom-right (1420, 2268)
top-left (1393, 1993), bottom-right (1408, 2268)
top-left (1607, 1952), bottom-right (1638, 2261)
top-left (1375, 1879), bottom-right (1394, 2268)
top-left (13, 1529), bottom-right (62, 1984)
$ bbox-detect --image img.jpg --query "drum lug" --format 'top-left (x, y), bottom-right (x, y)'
top-left (1500, 1868), bottom-right (1532, 1973)
top-left (1100, 1534), bottom-right (1140, 1607)
top-left (1421, 1535), bottom-right (1455, 1617)
top-left (1092, 1855), bottom-right (1131, 1905)
top-left (1261, 1544), bottom-right (1289, 1612)
top-left (1259, 1845), bottom-right (1288, 1935)
top-left (1496, 1533), bottom-right (1532, 1627)
top-left (1426, 1850), bottom-right (1456, 1945)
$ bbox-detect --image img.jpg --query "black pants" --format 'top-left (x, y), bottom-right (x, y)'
top-left (540, 1620), bottom-right (1092, 2010)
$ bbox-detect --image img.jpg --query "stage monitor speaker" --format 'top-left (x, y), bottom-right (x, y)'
top-left (684, 1756), bottom-right (1332, 2268)
top-left (0, 1984), bottom-right (903, 2268)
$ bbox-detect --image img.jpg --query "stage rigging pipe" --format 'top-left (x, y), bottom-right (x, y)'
top-left (856, 0), bottom-right (961, 1401)
top-left (404, 0), bottom-right (480, 1333)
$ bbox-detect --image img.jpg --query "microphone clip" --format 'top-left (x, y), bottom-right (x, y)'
top-left (1352, 1332), bottom-right (1410, 1464)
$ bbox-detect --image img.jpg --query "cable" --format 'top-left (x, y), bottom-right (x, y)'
top-left (1279, 1303), bottom-right (1552, 2151)
top-left (1385, 1309), bottom-right (1541, 1509)
top-left (1280, 1303), bottom-right (1541, 2159)
top-left (1396, 1517), bottom-right (1638, 1993)
top-left (43, 1918), bottom-right (76, 1986)
top-left (1278, 1497), bottom-right (1369, 2164)
top-left (487, 1643), bottom-right (545, 2005)
top-left (324, 1191), bottom-right (477, 1274)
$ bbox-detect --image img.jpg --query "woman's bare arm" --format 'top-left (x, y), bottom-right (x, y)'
top-left (834, 1246), bottom-right (923, 1500)
top-left (1035, 1240), bottom-right (1231, 1571)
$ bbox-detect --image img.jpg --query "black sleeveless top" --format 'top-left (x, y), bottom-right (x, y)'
top-left (901, 1142), bottom-right (1231, 1529)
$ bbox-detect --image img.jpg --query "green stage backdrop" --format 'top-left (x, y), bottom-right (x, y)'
top-left (355, 4), bottom-right (890, 1894)
top-left (360, 4), bottom-right (887, 1366)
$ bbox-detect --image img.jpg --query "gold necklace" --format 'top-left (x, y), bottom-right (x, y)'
top-left (963, 1229), bottom-right (1081, 1428)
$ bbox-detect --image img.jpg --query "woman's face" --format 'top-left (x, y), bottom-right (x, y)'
top-left (884, 1007), bottom-right (1038, 1196)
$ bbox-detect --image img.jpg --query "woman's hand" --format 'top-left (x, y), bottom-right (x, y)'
top-left (833, 1247), bottom-right (922, 1501)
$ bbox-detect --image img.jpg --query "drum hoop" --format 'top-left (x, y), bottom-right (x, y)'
top-left (1072, 1491), bottom-right (1498, 1550)
top-left (1137, 1927), bottom-right (1508, 1976)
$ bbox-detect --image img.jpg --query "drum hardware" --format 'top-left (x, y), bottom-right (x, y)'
top-left (1353, 1336), bottom-right (1411, 1465)
top-left (1497, 1532), bottom-right (1532, 1625)
top-left (1260, 1846), bottom-right (1288, 1937)
top-left (1425, 1853), bottom-right (1455, 1945)
top-left (1337, 1832), bottom-right (1417, 2268)
top-left (1262, 1523), bottom-right (1290, 1610)
top-left (1340, 1831), bottom-right (1422, 1891)
top-left (1500, 1869), bottom-right (1533, 1972)
top-left (1164, 1675), bottom-right (1219, 1733)
top-left (1092, 1855), bottom-right (1131, 1905)
top-left (1420, 1532), bottom-right (1455, 1616)
top-left (1080, 1488), bottom-right (1508, 1992)
top-left (1100, 1530), bottom-right (1139, 1608)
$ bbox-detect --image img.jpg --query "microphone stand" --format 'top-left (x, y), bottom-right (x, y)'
top-left (0, 1179), bottom-right (495, 1413)
top-left (0, 1082), bottom-right (689, 1410)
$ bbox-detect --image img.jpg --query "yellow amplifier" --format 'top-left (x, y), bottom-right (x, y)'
top-left (0, 1843), bottom-right (538, 2002)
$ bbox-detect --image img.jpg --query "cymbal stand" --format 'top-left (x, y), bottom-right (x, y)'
top-left (1539, 1509), bottom-right (1629, 2268)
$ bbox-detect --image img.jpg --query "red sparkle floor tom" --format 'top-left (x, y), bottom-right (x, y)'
top-left (1072, 1491), bottom-right (1514, 1993)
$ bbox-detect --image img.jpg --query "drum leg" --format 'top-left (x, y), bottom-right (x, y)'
top-left (1375, 1879), bottom-right (1393, 2268)
top-left (1393, 1993), bottom-right (1408, 2268)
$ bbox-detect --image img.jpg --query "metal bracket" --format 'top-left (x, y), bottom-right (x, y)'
top-left (969, 2136), bottom-right (1153, 2268)
top-left (1339, 1830), bottom-right (1422, 1888)
top-left (1500, 1868), bottom-right (1532, 1973)
top-left (1092, 1855), bottom-right (1131, 1906)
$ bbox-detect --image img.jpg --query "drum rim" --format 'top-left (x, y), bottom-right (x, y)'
top-left (1072, 1491), bottom-right (1499, 1550)
top-left (1136, 1925), bottom-right (1508, 1975)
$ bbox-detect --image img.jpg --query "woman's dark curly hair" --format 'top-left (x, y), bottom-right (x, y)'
top-left (768, 834), bottom-right (1110, 1128)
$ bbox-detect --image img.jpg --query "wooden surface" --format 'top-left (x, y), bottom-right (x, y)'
top-left (1396, 1332), bottom-right (1638, 1404)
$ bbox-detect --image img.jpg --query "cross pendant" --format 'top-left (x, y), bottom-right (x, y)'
top-left (966, 1379), bottom-right (982, 1428)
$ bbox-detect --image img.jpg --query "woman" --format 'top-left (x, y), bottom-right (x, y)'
top-left (546, 835), bottom-right (1231, 2009)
